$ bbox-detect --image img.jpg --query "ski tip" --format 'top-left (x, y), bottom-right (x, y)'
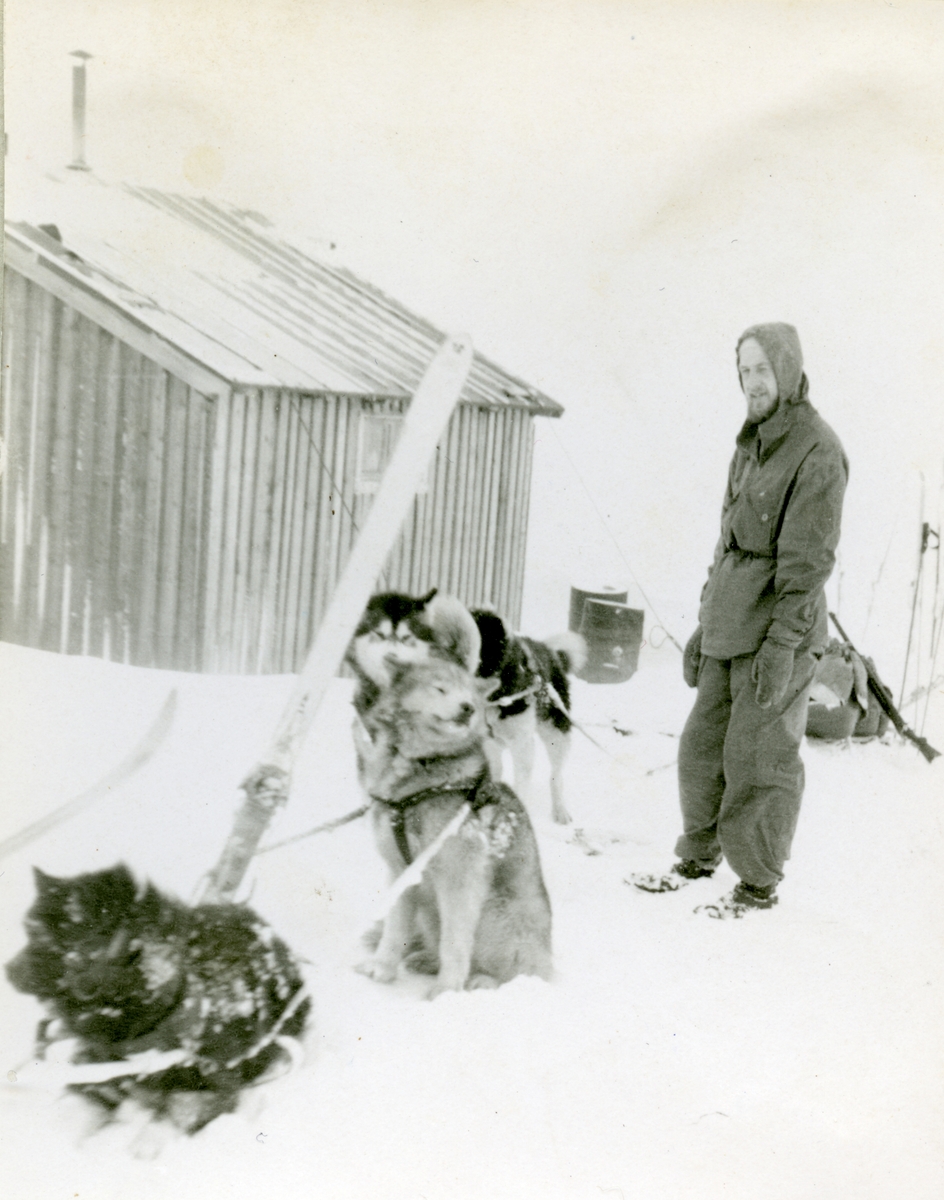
top-left (445, 332), bottom-right (473, 357)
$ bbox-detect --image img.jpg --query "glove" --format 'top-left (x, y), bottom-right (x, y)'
top-left (752, 640), bottom-right (795, 709)
top-left (682, 627), bottom-right (703, 688)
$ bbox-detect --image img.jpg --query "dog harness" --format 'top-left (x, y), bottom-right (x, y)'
top-left (371, 769), bottom-right (494, 866)
top-left (27, 980), bottom-right (311, 1091)
top-left (483, 638), bottom-right (557, 721)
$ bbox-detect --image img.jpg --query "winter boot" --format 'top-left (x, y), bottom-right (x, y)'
top-left (627, 859), bottom-right (717, 893)
top-left (695, 881), bottom-right (779, 919)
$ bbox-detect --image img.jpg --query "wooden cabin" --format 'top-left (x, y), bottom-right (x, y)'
top-left (0, 174), bottom-right (562, 673)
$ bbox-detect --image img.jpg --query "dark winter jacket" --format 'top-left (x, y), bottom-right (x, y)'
top-left (699, 396), bottom-right (849, 659)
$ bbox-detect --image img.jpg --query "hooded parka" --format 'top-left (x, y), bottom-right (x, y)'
top-left (699, 324), bottom-right (848, 658)
top-left (675, 324), bottom-right (849, 891)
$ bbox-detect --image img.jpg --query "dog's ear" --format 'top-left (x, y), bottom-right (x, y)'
top-left (424, 594), bottom-right (481, 675)
top-left (32, 866), bottom-right (64, 896)
top-left (469, 609), bottom-right (509, 678)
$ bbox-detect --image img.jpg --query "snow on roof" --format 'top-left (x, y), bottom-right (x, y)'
top-left (3, 170), bottom-right (563, 414)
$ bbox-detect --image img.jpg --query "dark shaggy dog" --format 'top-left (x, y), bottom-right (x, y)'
top-left (6, 865), bottom-right (310, 1135)
top-left (470, 610), bottom-right (587, 825)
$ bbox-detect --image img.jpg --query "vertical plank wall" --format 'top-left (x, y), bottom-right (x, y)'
top-left (0, 268), bottom-right (215, 670)
top-left (202, 387), bottom-right (360, 674)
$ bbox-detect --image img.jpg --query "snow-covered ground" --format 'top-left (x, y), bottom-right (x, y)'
top-left (1, 636), bottom-right (942, 1200)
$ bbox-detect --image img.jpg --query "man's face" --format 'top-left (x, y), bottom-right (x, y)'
top-left (737, 337), bottom-right (779, 422)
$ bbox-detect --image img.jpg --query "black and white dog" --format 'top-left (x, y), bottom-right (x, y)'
top-left (470, 609), bottom-right (586, 825)
top-left (347, 590), bottom-right (480, 715)
top-left (345, 589), bottom-right (482, 779)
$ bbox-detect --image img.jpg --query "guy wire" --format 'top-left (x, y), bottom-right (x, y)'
top-left (550, 425), bottom-right (682, 653)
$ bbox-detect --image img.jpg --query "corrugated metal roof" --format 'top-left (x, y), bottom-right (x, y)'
top-left (3, 172), bottom-right (563, 415)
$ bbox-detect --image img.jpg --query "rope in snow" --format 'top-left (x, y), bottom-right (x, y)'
top-left (255, 796), bottom-right (473, 923)
top-left (542, 677), bottom-right (618, 760)
top-left (255, 805), bottom-right (370, 856)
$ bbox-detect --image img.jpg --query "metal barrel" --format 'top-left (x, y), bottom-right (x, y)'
top-left (568, 585), bottom-right (627, 634)
top-left (576, 598), bottom-right (644, 684)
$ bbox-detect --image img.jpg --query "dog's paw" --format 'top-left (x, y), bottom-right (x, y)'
top-left (466, 973), bottom-right (499, 991)
top-left (402, 948), bottom-right (440, 976)
top-left (425, 972), bottom-right (498, 999)
top-left (424, 979), bottom-right (459, 1000)
top-left (355, 958), bottom-right (398, 984)
top-left (552, 804), bottom-right (572, 825)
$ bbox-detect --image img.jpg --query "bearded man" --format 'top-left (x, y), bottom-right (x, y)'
top-left (633, 323), bottom-right (848, 917)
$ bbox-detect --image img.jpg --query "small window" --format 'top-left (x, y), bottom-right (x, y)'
top-left (356, 410), bottom-right (430, 495)
top-left (356, 412), bottom-right (402, 494)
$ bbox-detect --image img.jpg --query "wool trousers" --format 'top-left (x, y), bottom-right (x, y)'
top-left (674, 650), bottom-right (816, 889)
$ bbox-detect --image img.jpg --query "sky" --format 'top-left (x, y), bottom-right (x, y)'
top-left (5, 0), bottom-right (944, 675)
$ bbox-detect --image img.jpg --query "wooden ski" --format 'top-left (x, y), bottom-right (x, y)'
top-left (200, 335), bottom-right (474, 903)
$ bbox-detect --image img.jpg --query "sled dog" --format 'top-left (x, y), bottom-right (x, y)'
top-left (6, 865), bottom-right (310, 1136)
top-left (355, 657), bottom-right (552, 996)
top-left (347, 589), bottom-right (480, 723)
top-left (470, 609), bottom-right (587, 825)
